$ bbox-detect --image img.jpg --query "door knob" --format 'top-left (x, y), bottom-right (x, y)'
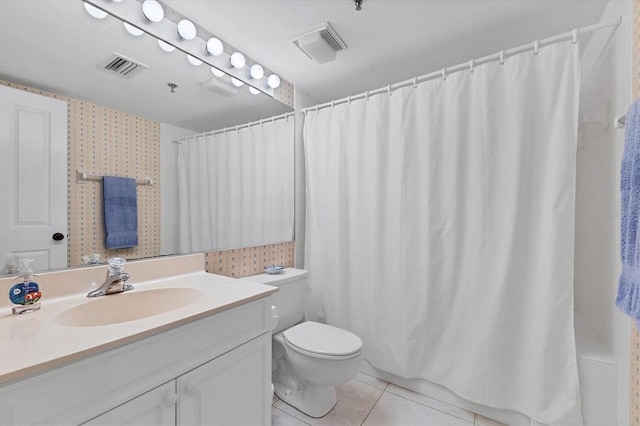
top-left (164, 393), bottom-right (179, 407)
top-left (52, 232), bottom-right (65, 241)
top-left (184, 384), bottom-right (198, 396)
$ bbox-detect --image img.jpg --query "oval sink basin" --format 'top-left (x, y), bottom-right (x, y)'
top-left (55, 287), bottom-right (204, 327)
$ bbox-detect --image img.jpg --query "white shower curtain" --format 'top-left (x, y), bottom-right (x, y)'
top-left (304, 41), bottom-right (581, 425)
top-left (177, 117), bottom-right (294, 252)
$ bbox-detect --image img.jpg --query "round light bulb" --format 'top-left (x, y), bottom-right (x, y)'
top-left (84, 3), bottom-right (108, 19)
top-left (249, 64), bottom-right (264, 80)
top-left (230, 52), bottom-right (246, 69)
top-left (158, 39), bottom-right (175, 52)
top-left (231, 77), bottom-right (244, 87)
top-left (142, 0), bottom-right (164, 23)
top-left (124, 22), bottom-right (144, 36)
top-left (187, 55), bottom-right (202, 66)
top-left (267, 74), bottom-right (280, 89)
top-left (211, 67), bottom-right (225, 77)
top-left (206, 38), bottom-right (224, 56)
top-left (177, 19), bottom-right (196, 40)
top-left (249, 87), bottom-right (260, 95)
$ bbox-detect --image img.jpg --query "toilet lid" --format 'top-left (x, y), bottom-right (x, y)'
top-left (283, 321), bottom-right (363, 357)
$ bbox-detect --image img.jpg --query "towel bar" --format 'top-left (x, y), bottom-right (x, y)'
top-left (76, 170), bottom-right (154, 186)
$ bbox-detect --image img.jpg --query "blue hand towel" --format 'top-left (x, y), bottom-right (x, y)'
top-left (103, 176), bottom-right (138, 250)
top-left (615, 98), bottom-right (640, 328)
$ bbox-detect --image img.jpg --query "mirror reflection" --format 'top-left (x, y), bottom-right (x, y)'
top-left (0, 1), bottom-right (295, 274)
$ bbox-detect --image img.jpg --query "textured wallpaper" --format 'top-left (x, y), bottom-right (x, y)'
top-left (205, 242), bottom-right (295, 278)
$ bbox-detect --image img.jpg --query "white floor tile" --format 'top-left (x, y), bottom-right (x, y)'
top-left (274, 380), bottom-right (383, 425)
top-left (385, 384), bottom-right (475, 422)
top-left (362, 392), bottom-right (473, 426)
top-left (355, 372), bottom-right (389, 390)
top-left (272, 407), bottom-right (311, 426)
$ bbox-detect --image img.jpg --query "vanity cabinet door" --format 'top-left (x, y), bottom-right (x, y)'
top-left (177, 332), bottom-right (272, 426)
top-left (82, 381), bottom-right (176, 426)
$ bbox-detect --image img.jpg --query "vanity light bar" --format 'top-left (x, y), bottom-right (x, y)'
top-left (81, 0), bottom-right (282, 98)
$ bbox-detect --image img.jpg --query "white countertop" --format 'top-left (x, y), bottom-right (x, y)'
top-left (0, 270), bottom-right (276, 385)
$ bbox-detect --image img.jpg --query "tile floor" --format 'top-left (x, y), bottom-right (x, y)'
top-left (272, 372), bottom-right (507, 426)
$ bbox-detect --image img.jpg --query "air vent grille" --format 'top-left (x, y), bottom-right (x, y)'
top-left (319, 28), bottom-right (344, 52)
top-left (102, 53), bottom-right (148, 78)
top-left (291, 23), bottom-right (347, 64)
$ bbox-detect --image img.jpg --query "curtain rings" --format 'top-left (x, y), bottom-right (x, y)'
top-left (499, 50), bottom-right (505, 65)
top-left (572, 29), bottom-right (578, 44)
top-left (469, 59), bottom-right (474, 73)
top-left (441, 67), bottom-right (447, 81)
top-left (365, 91), bottom-right (369, 101)
top-left (387, 85), bottom-right (392, 96)
top-left (331, 100), bottom-right (335, 109)
top-left (533, 40), bottom-right (540, 55)
top-left (413, 76), bottom-right (418, 88)
top-left (348, 95), bottom-right (352, 105)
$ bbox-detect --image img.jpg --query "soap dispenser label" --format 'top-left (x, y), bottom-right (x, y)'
top-left (9, 282), bottom-right (41, 305)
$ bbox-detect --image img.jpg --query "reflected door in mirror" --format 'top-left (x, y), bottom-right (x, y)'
top-left (0, 86), bottom-right (68, 273)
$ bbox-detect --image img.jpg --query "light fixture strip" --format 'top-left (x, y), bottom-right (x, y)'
top-left (83, 0), bottom-right (280, 96)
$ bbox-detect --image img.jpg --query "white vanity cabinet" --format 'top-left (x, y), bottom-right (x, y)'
top-left (83, 381), bottom-right (176, 426)
top-left (0, 298), bottom-right (273, 426)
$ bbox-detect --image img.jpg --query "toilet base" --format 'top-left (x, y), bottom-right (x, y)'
top-left (274, 377), bottom-right (337, 418)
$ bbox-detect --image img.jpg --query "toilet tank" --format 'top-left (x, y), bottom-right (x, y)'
top-left (240, 268), bottom-right (308, 334)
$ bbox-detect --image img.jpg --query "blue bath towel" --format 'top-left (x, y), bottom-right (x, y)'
top-left (616, 98), bottom-right (640, 328)
top-left (103, 176), bottom-right (138, 250)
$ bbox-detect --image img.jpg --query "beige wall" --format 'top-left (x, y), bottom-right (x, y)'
top-left (205, 242), bottom-right (295, 278)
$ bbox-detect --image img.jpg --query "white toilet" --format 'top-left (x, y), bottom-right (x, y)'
top-left (241, 268), bottom-right (363, 418)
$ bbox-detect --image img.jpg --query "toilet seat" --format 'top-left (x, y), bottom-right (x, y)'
top-left (283, 321), bottom-right (363, 360)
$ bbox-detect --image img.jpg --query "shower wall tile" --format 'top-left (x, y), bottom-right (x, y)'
top-left (205, 241), bottom-right (295, 278)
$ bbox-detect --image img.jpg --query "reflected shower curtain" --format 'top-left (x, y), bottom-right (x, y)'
top-left (304, 42), bottom-right (581, 425)
top-left (177, 117), bottom-right (294, 252)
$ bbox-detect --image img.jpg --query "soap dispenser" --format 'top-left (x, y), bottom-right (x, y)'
top-left (8, 258), bottom-right (42, 314)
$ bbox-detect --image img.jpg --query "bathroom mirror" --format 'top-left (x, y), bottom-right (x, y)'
top-left (0, 1), bottom-right (294, 272)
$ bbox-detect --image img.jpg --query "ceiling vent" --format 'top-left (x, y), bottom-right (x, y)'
top-left (101, 53), bottom-right (148, 78)
top-left (291, 23), bottom-right (347, 64)
top-left (197, 75), bottom-right (238, 97)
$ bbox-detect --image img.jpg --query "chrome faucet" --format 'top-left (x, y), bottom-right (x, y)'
top-left (87, 257), bottom-right (133, 297)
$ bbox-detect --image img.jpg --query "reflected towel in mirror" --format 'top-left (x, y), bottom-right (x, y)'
top-left (103, 176), bottom-right (138, 250)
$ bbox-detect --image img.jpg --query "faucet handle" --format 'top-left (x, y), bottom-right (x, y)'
top-left (107, 257), bottom-right (126, 275)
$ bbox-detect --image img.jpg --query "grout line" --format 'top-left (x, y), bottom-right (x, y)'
top-left (359, 387), bottom-right (386, 425)
top-left (384, 384), bottom-right (475, 423)
top-left (272, 407), bottom-right (312, 426)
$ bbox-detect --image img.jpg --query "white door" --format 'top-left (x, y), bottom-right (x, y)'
top-left (177, 333), bottom-right (272, 426)
top-left (82, 381), bottom-right (177, 426)
top-left (0, 85), bottom-right (67, 273)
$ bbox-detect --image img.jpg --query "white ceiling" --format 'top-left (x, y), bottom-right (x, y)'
top-left (0, 0), bottom-right (608, 130)
top-left (167, 0), bottom-right (608, 104)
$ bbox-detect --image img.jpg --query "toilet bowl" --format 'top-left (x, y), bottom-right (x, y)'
top-left (240, 268), bottom-right (363, 418)
top-left (273, 321), bottom-right (362, 417)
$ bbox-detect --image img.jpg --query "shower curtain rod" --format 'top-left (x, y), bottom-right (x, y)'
top-left (303, 16), bottom-right (622, 114)
top-left (174, 111), bottom-right (295, 143)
